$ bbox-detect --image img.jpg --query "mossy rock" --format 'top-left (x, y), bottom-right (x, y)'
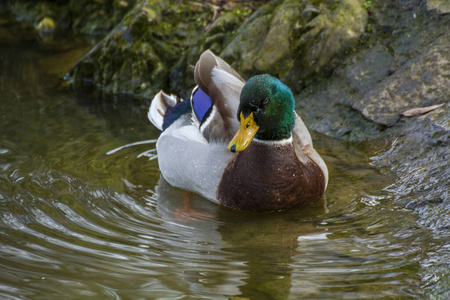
top-left (68, 0), bottom-right (260, 100)
top-left (222, 0), bottom-right (367, 90)
top-left (288, 0), bottom-right (368, 89)
top-left (67, 0), bottom-right (370, 100)
top-left (221, 4), bottom-right (275, 77)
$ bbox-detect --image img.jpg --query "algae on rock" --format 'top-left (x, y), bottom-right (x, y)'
top-left (67, 0), bottom-right (369, 99)
top-left (293, 0), bottom-right (368, 84)
top-left (222, 0), bottom-right (368, 90)
top-left (67, 0), bottom-right (254, 99)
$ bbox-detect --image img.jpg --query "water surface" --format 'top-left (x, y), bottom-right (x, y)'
top-left (0, 34), bottom-right (432, 299)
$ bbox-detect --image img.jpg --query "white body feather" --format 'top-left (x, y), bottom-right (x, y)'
top-left (156, 114), bottom-right (234, 202)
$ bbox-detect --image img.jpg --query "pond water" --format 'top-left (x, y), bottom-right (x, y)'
top-left (0, 35), bottom-right (434, 299)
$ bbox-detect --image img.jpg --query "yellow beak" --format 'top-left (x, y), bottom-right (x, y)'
top-left (227, 112), bottom-right (260, 152)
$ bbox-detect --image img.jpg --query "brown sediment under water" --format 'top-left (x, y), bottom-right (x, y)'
top-left (0, 37), bottom-right (434, 299)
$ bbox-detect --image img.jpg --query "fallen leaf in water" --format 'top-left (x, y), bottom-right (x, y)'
top-left (401, 103), bottom-right (446, 117)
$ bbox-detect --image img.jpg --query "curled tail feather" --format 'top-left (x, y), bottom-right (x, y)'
top-left (148, 91), bottom-right (179, 131)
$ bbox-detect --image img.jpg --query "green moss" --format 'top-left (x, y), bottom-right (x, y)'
top-left (70, 0), bottom-right (349, 99)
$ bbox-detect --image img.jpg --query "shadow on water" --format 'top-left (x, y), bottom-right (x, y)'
top-left (0, 26), bottom-right (432, 299)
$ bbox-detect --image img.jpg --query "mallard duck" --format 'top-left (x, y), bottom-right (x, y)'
top-left (148, 50), bottom-right (328, 212)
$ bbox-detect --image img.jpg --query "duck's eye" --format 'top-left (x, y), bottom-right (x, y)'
top-left (245, 122), bottom-right (250, 129)
top-left (263, 98), bottom-right (270, 105)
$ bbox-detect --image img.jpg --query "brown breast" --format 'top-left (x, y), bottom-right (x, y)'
top-left (217, 141), bottom-right (325, 212)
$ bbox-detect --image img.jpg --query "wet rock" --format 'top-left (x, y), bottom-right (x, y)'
top-left (370, 104), bottom-right (450, 297)
top-left (222, 0), bottom-right (369, 90)
top-left (220, 5), bottom-right (274, 77)
top-left (427, 0), bottom-right (450, 14)
top-left (373, 105), bottom-right (449, 209)
top-left (254, 2), bottom-right (299, 77)
top-left (64, 0), bottom-right (369, 99)
top-left (295, 79), bottom-right (384, 141)
top-left (300, 5), bottom-right (320, 23)
top-left (293, 0), bottom-right (368, 81)
top-left (353, 31), bottom-right (450, 126)
top-left (67, 0), bottom-right (253, 99)
top-left (294, 43), bottom-right (396, 141)
top-left (345, 44), bottom-right (394, 94)
top-left (203, 12), bottom-right (241, 54)
top-left (367, 0), bottom-right (399, 34)
top-left (69, 0), bottom-right (136, 35)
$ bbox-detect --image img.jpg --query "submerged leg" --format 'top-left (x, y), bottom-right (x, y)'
top-left (175, 192), bottom-right (212, 221)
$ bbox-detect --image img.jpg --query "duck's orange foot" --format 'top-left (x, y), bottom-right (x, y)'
top-left (175, 192), bottom-right (212, 222)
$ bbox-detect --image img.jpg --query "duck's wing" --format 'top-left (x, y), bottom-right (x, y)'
top-left (292, 112), bottom-right (329, 188)
top-left (149, 90), bottom-right (193, 133)
top-left (192, 50), bottom-right (245, 142)
top-left (292, 113), bottom-right (313, 149)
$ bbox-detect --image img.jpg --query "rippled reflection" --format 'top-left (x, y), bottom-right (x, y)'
top-left (0, 33), bottom-right (430, 299)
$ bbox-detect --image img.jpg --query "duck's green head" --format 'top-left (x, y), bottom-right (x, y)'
top-left (228, 74), bottom-right (295, 152)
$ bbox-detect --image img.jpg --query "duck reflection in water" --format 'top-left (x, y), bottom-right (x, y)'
top-left (154, 177), bottom-right (327, 299)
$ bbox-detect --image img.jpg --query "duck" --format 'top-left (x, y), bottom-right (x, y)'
top-left (148, 50), bottom-right (328, 212)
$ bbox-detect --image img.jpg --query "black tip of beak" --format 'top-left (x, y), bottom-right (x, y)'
top-left (230, 144), bottom-right (236, 153)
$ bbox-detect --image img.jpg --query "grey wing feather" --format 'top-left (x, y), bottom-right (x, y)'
top-left (292, 113), bottom-right (329, 188)
top-left (193, 50), bottom-right (245, 142)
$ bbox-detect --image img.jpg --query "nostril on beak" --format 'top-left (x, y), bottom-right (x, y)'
top-left (230, 144), bottom-right (236, 153)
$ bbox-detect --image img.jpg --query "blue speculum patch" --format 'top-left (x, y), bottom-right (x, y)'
top-left (162, 98), bottom-right (191, 131)
top-left (191, 87), bottom-right (212, 124)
